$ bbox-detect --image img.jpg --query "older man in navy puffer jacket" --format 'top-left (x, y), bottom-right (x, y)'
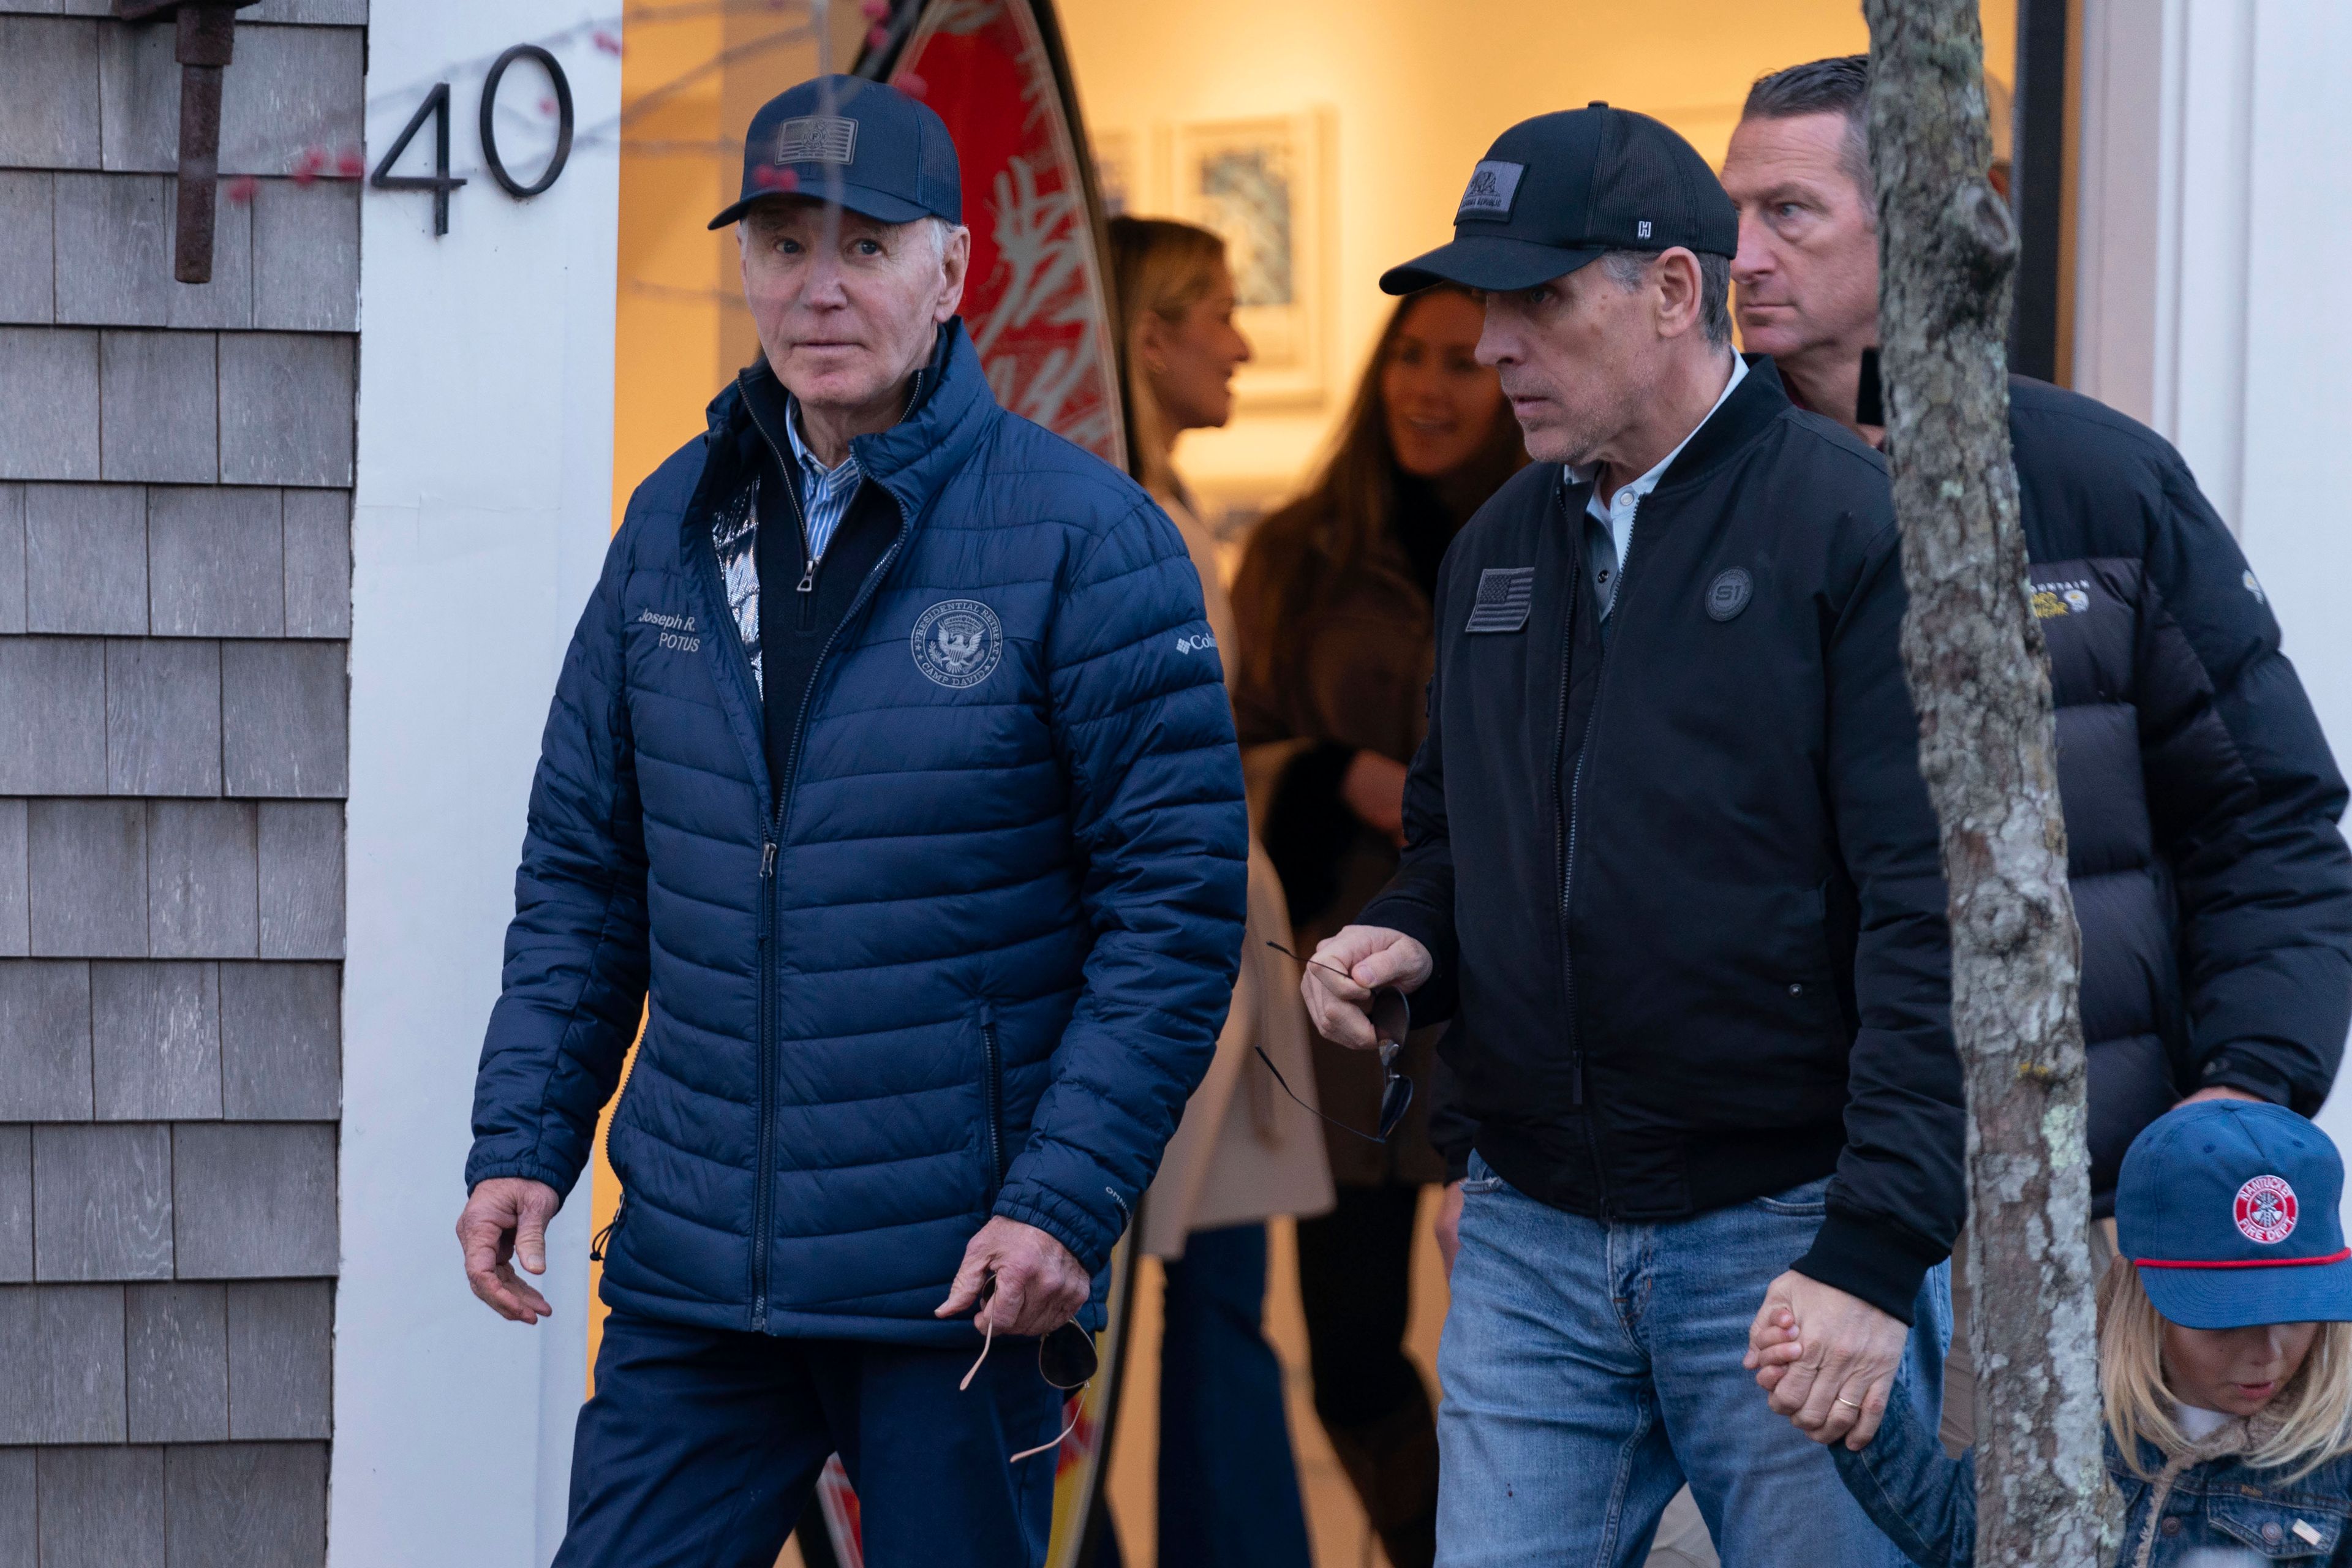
top-left (453, 78), bottom-right (1246, 1566)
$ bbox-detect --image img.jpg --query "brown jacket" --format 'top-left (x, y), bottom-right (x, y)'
top-left (1232, 537), bottom-right (1448, 1188)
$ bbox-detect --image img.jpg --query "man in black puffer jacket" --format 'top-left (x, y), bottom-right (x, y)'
top-left (1724, 53), bottom-right (2352, 1452)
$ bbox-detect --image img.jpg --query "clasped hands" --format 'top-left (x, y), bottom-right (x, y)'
top-left (458, 1180), bottom-right (1086, 1338)
top-left (1745, 1269), bottom-right (1911, 1450)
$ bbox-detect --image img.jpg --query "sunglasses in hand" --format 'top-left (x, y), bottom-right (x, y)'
top-left (957, 1274), bottom-right (1101, 1464)
top-left (1262, 941), bottom-right (1417, 1144)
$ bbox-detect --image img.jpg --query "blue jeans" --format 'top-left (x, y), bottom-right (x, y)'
top-left (1158, 1223), bottom-right (1314, 1568)
top-left (1436, 1157), bottom-right (1950, 1568)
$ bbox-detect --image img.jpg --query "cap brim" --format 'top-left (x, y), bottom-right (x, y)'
top-left (1378, 235), bottom-right (1611, 295)
top-left (709, 181), bottom-right (935, 231)
top-left (2138, 1256), bottom-right (2352, 1331)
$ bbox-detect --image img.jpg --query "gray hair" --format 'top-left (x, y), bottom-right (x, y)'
top-left (1743, 55), bottom-right (1872, 203)
top-left (1599, 249), bottom-right (1735, 350)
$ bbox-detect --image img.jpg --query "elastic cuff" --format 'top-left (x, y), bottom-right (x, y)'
top-left (1790, 1208), bottom-right (1947, 1325)
top-left (2195, 1051), bottom-right (2296, 1107)
top-left (464, 1161), bottom-right (575, 1199)
top-left (993, 1186), bottom-right (1110, 1276)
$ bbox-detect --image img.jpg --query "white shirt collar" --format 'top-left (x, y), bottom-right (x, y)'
top-left (1569, 352), bottom-right (1747, 516)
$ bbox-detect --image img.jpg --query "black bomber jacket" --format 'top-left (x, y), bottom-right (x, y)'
top-left (1363, 356), bottom-right (1962, 1322)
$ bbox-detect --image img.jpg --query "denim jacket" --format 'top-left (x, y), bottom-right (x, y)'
top-left (1834, 1363), bottom-right (2352, 1567)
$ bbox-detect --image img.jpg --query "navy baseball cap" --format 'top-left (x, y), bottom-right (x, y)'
top-left (709, 75), bottom-right (962, 230)
top-left (2118, 1101), bottom-right (2352, 1331)
top-left (1382, 103), bottom-right (1736, 295)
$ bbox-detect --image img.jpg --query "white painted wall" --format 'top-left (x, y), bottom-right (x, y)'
top-left (2075, 0), bottom-right (2352, 1158)
top-left (332, 9), bottom-right (622, 1565)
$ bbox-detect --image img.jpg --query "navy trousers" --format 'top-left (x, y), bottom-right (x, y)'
top-left (1156, 1223), bottom-right (1314, 1568)
top-left (555, 1310), bottom-right (1064, 1568)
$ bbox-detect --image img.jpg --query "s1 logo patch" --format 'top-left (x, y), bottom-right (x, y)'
top-left (1705, 568), bottom-right (1752, 622)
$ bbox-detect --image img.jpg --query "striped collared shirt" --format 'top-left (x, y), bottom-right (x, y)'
top-left (780, 397), bottom-right (863, 565)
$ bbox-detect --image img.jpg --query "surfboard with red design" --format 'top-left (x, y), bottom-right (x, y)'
top-left (891, 0), bottom-right (1125, 471)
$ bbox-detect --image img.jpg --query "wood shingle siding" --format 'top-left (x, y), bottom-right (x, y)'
top-left (169, 1124), bottom-right (336, 1278)
top-left (1, 1), bottom-right (354, 1551)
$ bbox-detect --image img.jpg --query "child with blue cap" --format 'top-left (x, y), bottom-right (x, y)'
top-left (1754, 1099), bottom-right (2352, 1566)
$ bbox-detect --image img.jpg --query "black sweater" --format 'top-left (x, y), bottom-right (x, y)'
top-left (1363, 358), bottom-right (1962, 1322)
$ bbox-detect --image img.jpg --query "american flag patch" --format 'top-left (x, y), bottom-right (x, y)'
top-left (777, 115), bottom-right (858, 165)
top-left (1466, 567), bottom-right (1536, 633)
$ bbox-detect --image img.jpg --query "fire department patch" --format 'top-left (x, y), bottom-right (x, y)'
top-left (2236, 1174), bottom-right (2299, 1245)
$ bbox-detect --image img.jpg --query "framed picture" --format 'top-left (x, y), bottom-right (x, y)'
top-left (1172, 110), bottom-right (1333, 408)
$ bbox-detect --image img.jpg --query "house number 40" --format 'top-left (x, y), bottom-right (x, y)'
top-left (370, 45), bottom-right (576, 236)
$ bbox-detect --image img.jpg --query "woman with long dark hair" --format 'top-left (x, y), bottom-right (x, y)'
top-left (1231, 283), bottom-right (1524, 1568)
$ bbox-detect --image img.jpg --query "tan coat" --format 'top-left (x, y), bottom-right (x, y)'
top-left (1139, 491), bottom-right (1335, 1259)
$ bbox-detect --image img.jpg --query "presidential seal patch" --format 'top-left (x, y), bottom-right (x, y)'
top-left (910, 600), bottom-right (1003, 689)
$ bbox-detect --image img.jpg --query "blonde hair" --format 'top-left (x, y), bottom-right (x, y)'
top-left (1106, 216), bottom-right (1229, 496)
top-left (2099, 1254), bottom-right (2352, 1480)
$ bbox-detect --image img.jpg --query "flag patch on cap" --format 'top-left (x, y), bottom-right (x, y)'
top-left (1457, 160), bottom-right (1526, 221)
top-left (777, 115), bottom-right (859, 165)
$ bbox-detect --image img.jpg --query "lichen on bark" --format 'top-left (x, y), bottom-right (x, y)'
top-left (1861, 1), bottom-right (2105, 1562)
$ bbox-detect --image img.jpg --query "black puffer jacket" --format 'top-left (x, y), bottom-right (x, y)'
top-left (2010, 377), bottom-right (2352, 1213)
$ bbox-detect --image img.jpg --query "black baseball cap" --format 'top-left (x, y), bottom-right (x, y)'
top-left (709, 74), bottom-right (962, 230)
top-left (1381, 103), bottom-right (1736, 295)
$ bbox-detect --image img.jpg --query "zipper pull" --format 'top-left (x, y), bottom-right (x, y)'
top-left (761, 841), bottom-right (777, 878)
top-left (796, 559), bottom-right (816, 594)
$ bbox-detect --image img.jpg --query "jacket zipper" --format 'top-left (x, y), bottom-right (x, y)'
top-left (979, 1001), bottom-right (1006, 1196)
top-left (724, 368), bottom-right (924, 1332)
top-left (748, 497), bottom-right (914, 1331)
top-left (1558, 488), bottom-right (1630, 1217)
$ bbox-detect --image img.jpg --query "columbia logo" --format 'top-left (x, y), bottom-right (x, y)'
top-left (777, 115), bottom-right (858, 165)
top-left (1174, 631), bottom-right (1218, 654)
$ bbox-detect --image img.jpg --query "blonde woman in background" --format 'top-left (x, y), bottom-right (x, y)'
top-left (1105, 214), bottom-right (1332, 1568)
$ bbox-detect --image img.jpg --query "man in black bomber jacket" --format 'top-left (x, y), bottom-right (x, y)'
top-left (1300, 105), bottom-right (1958, 1566)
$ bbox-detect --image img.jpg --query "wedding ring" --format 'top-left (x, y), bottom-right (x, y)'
top-left (1835, 1395), bottom-right (1864, 1409)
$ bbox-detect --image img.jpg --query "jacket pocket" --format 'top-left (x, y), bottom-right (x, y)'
top-left (978, 1003), bottom-right (1007, 1199)
top-left (2207, 1496), bottom-right (2343, 1558)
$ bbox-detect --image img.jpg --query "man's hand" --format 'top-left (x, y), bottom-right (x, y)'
top-left (937, 1216), bottom-right (1090, 1338)
top-left (457, 1177), bottom-right (562, 1324)
top-left (1743, 1270), bottom-right (1909, 1450)
top-left (1436, 1179), bottom-right (1464, 1278)
top-left (1301, 925), bottom-right (1433, 1050)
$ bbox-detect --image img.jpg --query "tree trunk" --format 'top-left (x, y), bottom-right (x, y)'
top-left (1861, 2), bottom-right (2105, 1563)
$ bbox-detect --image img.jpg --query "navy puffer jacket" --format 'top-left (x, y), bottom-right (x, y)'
top-left (466, 323), bottom-right (1248, 1343)
top-left (2011, 377), bottom-right (2352, 1212)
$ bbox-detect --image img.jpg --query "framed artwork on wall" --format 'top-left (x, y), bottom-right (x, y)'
top-left (1172, 109), bottom-right (1334, 408)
